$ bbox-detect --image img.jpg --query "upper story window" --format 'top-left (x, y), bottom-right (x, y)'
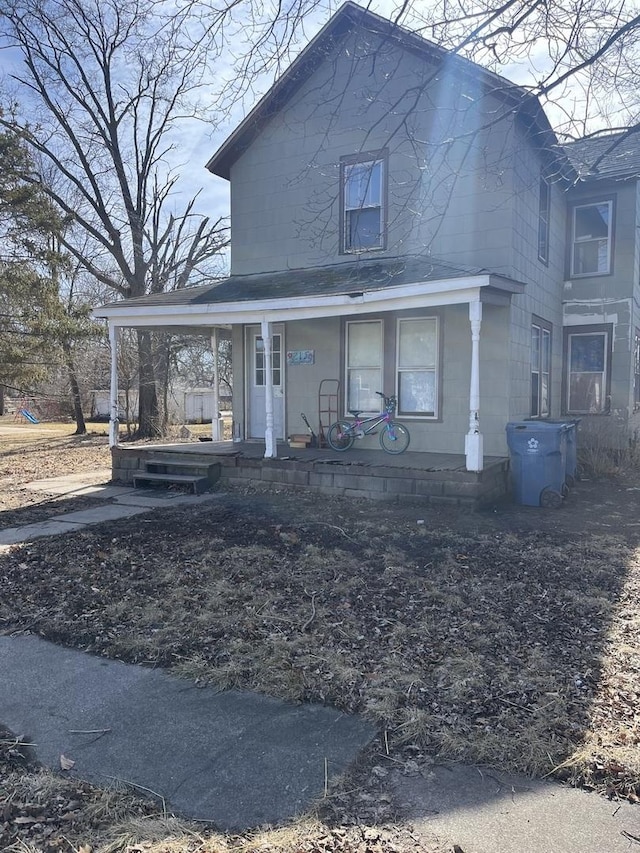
top-left (571, 200), bottom-right (613, 276)
top-left (341, 153), bottom-right (386, 253)
top-left (537, 177), bottom-right (550, 264)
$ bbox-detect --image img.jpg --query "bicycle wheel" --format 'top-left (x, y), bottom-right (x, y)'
top-left (379, 422), bottom-right (410, 454)
top-left (327, 420), bottom-right (355, 451)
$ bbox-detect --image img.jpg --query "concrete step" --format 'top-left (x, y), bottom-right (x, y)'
top-left (146, 458), bottom-right (221, 478)
top-left (132, 472), bottom-right (210, 494)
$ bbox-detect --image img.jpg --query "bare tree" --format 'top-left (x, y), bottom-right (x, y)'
top-left (0, 0), bottom-right (229, 437)
top-left (381, 0), bottom-right (640, 145)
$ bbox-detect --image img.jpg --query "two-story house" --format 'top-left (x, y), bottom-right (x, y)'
top-left (96, 2), bottom-right (640, 491)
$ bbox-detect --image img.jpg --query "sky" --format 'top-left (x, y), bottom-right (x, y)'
top-left (0, 0), bottom-right (624, 262)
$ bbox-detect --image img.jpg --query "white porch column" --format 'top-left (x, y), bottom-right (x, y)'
top-left (108, 324), bottom-right (120, 448)
top-left (210, 328), bottom-right (222, 441)
top-left (465, 301), bottom-right (484, 472)
top-left (261, 319), bottom-right (277, 458)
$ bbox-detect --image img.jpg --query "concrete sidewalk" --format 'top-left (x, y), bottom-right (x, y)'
top-left (393, 762), bottom-right (640, 853)
top-left (2, 637), bottom-right (639, 848)
top-left (0, 470), bottom-right (223, 547)
top-left (0, 636), bottom-right (375, 829)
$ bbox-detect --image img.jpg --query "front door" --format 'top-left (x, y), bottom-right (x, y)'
top-left (247, 325), bottom-right (285, 439)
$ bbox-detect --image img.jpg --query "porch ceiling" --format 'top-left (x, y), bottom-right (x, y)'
top-left (93, 255), bottom-right (525, 329)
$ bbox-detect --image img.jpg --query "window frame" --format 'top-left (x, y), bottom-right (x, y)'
top-left (563, 324), bottom-right (612, 415)
top-left (344, 319), bottom-right (384, 415)
top-left (570, 199), bottom-right (614, 277)
top-left (531, 317), bottom-right (552, 418)
top-left (537, 176), bottom-right (551, 265)
top-left (634, 328), bottom-right (640, 410)
top-left (340, 150), bottom-right (388, 254)
top-left (395, 316), bottom-right (439, 418)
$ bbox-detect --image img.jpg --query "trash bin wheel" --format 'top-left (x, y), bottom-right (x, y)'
top-left (561, 483), bottom-right (570, 497)
top-left (540, 488), bottom-right (563, 509)
top-left (566, 474), bottom-right (576, 487)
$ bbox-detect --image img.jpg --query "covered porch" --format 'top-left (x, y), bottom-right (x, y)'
top-left (111, 440), bottom-right (509, 507)
top-left (94, 255), bottom-right (524, 489)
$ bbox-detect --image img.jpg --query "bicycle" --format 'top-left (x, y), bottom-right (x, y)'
top-left (326, 392), bottom-right (410, 454)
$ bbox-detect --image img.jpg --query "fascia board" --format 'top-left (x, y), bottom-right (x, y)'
top-left (94, 275), bottom-right (490, 327)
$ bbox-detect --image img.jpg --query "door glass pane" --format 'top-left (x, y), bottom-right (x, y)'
top-left (272, 334), bottom-right (281, 386)
top-left (255, 334), bottom-right (282, 387)
top-left (255, 337), bottom-right (264, 386)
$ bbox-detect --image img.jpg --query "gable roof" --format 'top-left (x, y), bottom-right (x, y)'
top-left (206, 1), bottom-right (557, 180)
top-left (562, 131), bottom-right (640, 182)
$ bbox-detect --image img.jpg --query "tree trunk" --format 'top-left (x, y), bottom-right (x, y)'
top-left (135, 329), bottom-right (161, 439)
top-left (63, 342), bottom-right (86, 435)
top-left (154, 332), bottom-right (172, 434)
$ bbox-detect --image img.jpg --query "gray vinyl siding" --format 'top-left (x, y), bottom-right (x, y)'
top-left (231, 306), bottom-right (511, 456)
top-left (229, 29), bottom-right (527, 278)
top-left (507, 126), bottom-right (567, 422)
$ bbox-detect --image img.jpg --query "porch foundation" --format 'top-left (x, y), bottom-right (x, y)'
top-left (111, 444), bottom-right (509, 508)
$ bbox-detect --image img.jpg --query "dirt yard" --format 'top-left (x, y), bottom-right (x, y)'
top-left (1, 421), bottom-right (639, 852)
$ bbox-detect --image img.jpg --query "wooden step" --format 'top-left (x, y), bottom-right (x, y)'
top-left (132, 472), bottom-right (210, 494)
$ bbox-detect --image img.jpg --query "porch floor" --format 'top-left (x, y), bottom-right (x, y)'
top-left (112, 441), bottom-right (510, 507)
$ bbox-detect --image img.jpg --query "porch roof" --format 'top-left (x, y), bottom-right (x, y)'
top-left (93, 255), bottom-right (525, 328)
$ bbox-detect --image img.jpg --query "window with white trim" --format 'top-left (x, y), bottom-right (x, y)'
top-left (346, 320), bottom-right (383, 413)
top-left (531, 319), bottom-right (551, 417)
top-left (571, 201), bottom-right (613, 276)
top-left (341, 156), bottom-right (385, 252)
top-left (396, 317), bottom-right (438, 416)
top-left (565, 326), bottom-right (611, 413)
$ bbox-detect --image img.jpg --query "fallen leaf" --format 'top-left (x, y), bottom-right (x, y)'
top-left (60, 754), bottom-right (75, 770)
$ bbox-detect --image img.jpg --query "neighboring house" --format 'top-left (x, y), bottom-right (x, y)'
top-left (561, 135), bottom-right (640, 441)
top-left (95, 2), bottom-right (640, 469)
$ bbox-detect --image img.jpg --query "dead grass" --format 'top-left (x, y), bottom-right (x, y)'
top-left (1, 429), bottom-right (640, 851)
top-left (1, 497), bottom-right (639, 802)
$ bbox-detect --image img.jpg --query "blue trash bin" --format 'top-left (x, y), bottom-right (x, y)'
top-left (506, 422), bottom-right (571, 508)
top-left (525, 418), bottom-right (580, 486)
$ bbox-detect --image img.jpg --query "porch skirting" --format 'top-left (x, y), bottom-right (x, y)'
top-left (112, 444), bottom-right (509, 508)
